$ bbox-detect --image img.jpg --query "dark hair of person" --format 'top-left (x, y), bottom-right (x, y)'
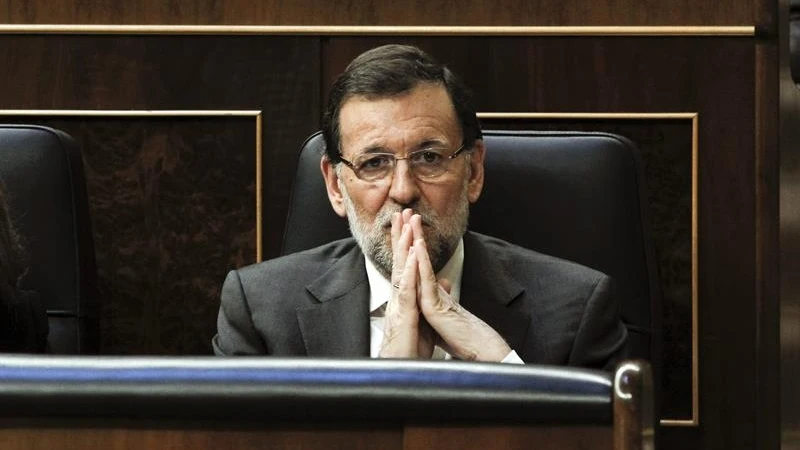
top-left (321, 44), bottom-right (483, 162)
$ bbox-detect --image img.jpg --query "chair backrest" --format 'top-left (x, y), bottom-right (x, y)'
top-left (0, 124), bottom-right (98, 354)
top-left (282, 130), bottom-right (662, 363)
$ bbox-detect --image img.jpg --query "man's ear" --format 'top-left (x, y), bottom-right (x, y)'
top-left (466, 139), bottom-right (486, 203)
top-left (321, 155), bottom-right (348, 217)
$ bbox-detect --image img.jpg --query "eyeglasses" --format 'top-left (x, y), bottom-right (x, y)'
top-left (338, 145), bottom-right (467, 182)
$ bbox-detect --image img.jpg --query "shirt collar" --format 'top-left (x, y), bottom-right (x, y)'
top-left (366, 238), bottom-right (465, 313)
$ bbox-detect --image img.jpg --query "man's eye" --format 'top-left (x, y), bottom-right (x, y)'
top-left (358, 155), bottom-right (392, 171)
top-left (413, 151), bottom-right (444, 165)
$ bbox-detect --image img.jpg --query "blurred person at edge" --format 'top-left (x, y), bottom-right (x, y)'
top-left (0, 183), bottom-right (48, 352)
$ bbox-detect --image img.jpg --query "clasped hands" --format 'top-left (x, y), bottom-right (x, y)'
top-left (379, 209), bottom-right (512, 362)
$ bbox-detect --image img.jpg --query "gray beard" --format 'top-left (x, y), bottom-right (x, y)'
top-left (339, 181), bottom-right (469, 280)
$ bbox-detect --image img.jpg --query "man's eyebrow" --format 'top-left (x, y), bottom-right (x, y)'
top-left (416, 139), bottom-right (448, 149)
top-left (352, 140), bottom-right (448, 155)
top-left (358, 145), bottom-right (390, 154)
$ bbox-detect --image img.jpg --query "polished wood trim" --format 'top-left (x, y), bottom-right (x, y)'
top-left (478, 112), bottom-right (699, 120)
top-left (255, 113), bottom-right (263, 263)
top-left (0, 425), bottom-right (608, 450)
top-left (0, 109), bottom-right (261, 117)
top-left (477, 112), bottom-right (700, 427)
top-left (0, 25), bottom-right (756, 36)
top-left (0, 109), bottom-right (264, 263)
top-left (660, 114), bottom-right (700, 428)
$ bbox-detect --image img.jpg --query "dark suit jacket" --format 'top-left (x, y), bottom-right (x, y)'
top-left (213, 231), bottom-right (628, 370)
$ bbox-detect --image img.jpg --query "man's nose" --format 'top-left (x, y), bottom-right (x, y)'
top-left (387, 160), bottom-right (420, 205)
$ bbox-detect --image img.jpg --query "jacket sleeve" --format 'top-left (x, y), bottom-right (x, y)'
top-left (212, 269), bottom-right (268, 355)
top-left (567, 275), bottom-right (629, 371)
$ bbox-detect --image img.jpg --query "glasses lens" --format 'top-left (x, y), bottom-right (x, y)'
top-left (409, 149), bottom-right (447, 178)
top-left (347, 146), bottom-right (459, 181)
top-left (353, 153), bottom-right (394, 181)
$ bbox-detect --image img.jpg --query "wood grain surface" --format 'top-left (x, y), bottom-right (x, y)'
top-left (0, 6), bottom-right (780, 447)
top-left (0, 0), bottom-right (756, 26)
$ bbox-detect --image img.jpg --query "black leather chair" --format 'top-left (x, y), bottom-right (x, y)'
top-left (0, 124), bottom-right (98, 354)
top-left (283, 130), bottom-right (662, 365)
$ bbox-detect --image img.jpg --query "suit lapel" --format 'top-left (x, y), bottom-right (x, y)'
top-left (297, 245), bottom-right (370, 357)
top-left (460, 232), bottom-right (531, 353)
top-left (294, 233), bottom-right (530, 357)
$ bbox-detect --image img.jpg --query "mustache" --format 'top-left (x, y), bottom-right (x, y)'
top-left (377, 205), bottom-right (436, 229)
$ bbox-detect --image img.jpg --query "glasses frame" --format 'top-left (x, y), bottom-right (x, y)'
top-left (337, 144), bottom-right (468, 182)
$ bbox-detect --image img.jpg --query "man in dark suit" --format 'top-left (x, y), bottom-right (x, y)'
top-left (213, 44), bottom-right (628, 369)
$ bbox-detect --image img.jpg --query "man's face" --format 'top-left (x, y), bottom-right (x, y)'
top-left (321, 82), bottom-right (485, 278)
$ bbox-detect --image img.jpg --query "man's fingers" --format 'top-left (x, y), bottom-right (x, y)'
top-left (438, 278), bottom-right (452, 294)
top-left (402, 208), bottom-right (414, 224)
top-left (380, 246), bottom-right (420, 359)
top-left (409, 213), bottom-right (425, 241)
top-left (391, 208), bottom-right (417, 286)
top-left (391, 223), bottom-right (412, 285)
top-left (396, 245), bottom-right (418, 311)
top-left (414, 239), bottom-right (441, 303)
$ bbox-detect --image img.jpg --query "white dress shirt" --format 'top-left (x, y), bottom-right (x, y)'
top-left (367, 239), bottom-right (523, 363)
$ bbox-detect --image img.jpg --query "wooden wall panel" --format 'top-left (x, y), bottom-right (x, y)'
top-left (0, 116), bottom-right (258, 355)
top-left (0, 35), bottom-right (320, 354)
top-left (323, 37), bottom-right (752, 112)
top-left (0, 34), bottom-right (321, 258)
top-left (755, 1), bottom-right (780, 450)
top-left (0, 1), bottom-right (781, 449)
top-left (2, 0), bottom-right (755, 26)
top-left (780, 0), bottom-right (800, 447)
top-left (0, 10), bottom-right (779, 450)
